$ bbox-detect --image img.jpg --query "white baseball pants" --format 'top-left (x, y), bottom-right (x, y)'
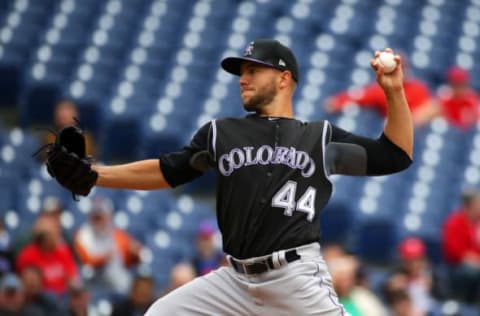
top-left (144, 242), bottom-right (349, 316)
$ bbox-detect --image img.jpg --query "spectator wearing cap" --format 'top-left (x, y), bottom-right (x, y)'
top-left (397, 237), bottom-right (435, 314)
top-left (191, 220), bottom-right (225, 276)
top-left (0, 273), bottom-right (45, 316)
top-left (16, 216), bottom-right (78, 296)
top-left (73, 197), bottom-right (143, 294)
top-left (436, 66), bottom-right (480, 129)
top-left (442, 190), bottom-right (480, 303)
top-left (64, 279), bottom-right (95, 316)
top-left (324, 52), bottom-right (438, 127)
top-left (111, 272), bottom-right (156, 316)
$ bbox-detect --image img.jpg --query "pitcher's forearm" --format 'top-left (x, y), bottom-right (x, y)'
top-left (383, 87), bottom-right (414, 159)
top-left (93, 159), bottom-right (171, 190)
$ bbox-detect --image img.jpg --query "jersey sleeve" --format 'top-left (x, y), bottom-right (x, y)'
top-left (325, 142), bottom-right (368, 176)
top-left (329, 124), bottom-right (412, 175)
top-left (159, 122), bottom-right (213, 187)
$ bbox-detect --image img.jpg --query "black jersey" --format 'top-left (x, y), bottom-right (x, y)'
top-left (212, 115), bottom-right (331, 259)
top-left (159, 114), bottom-right (412, 259)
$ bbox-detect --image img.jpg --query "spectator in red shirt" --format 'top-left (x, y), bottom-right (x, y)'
top-left (324, 53), bottom-right (437, 127)
top-left (442, 190), bottom-right (480, 303)
top-left (16, 216), bottom-right (78, 296)
top-left (437, 66), bottom-right (480, 129)
top-left (13, 196), bottom-right (74, 257)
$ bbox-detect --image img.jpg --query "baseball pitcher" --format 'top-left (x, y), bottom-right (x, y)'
top-left (44, 39), bottom-right (413, 315)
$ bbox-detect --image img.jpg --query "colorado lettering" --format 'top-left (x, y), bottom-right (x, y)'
top-left (218, 145), bottom-right (316, 177)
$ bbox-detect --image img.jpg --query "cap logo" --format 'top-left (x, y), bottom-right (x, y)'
top-left (244, 42), bottom-right (254, 56)
top-left (279, 59), bottom-right (286, 66)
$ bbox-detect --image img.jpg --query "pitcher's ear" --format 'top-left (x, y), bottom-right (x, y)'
top-left (279, 70), bottom-right (293, 88)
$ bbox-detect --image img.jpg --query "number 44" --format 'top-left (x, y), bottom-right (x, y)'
top-left (271, 181), bottom-right (316, 222)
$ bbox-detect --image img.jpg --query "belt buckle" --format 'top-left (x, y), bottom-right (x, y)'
top-left (240, 261), bottom-right (253, 274)
top-left (230, 258), bottom-right (250, 274)
top-left (244, 260), bottom-right (268, 275)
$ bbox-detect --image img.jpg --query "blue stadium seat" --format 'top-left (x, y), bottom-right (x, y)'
top-left (422, 235), bottom-right (443, 265)
top-left (141, 119), bottom-right (187, 157)
top-left (101, 117), bottom-right (142, 162)
top-left (0, 177), bottom-right (18, 211)
top-left (353, 217), bottom-right (398, 264)
top-left (19, 83), bottom-right (61, 126)
top-left (308, 1), bottom-right (337, 25)
top-left (319, 201), bottom-right (354, 246)
top-left (0, 64), bottom-right (20, 107)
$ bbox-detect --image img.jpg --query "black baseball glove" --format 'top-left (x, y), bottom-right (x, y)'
top-left (36, 125), bottom-right (98, 198)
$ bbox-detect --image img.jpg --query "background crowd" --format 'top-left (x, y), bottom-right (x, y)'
top-left (1, 187), bottom-right (479, 316)
top-left (1, 0), bottom-right (480, 315)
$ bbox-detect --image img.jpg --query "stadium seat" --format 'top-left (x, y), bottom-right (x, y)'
top-left (319, 201), bottom-right (354, 246)
top-left (101, 117), bottom-right (141, 162)
top-left (0, 64), bottom-right (20, 108)
top-left (19, 83), bottom-right (61, 126)
top-left (353, 217), bottom-right (398, 264)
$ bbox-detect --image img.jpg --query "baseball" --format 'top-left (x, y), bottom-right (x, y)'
top-left (377, 51), bottom-right (397, 73)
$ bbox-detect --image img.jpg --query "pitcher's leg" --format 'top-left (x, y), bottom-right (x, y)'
top-left (257, 261), bottom-right (348, 316)
top-left (144, 267), bottom-right (255, 316)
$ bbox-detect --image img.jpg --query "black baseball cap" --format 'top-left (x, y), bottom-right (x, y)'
top-left (221, 39), bottom-right (299, 82)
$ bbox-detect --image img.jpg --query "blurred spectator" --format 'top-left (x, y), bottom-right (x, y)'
top-left (0, 218), bottom-right (13, 276)
top-left (322, 243), bottom-right (348, 264)
top-left (329, 256), bottom-right (386, 316)
top-left (16, 216), bottom-right (78, 296)
top-left (436, 66), bottom-right (480, 129)
top-left (13, 196), bottom-right (74, 256)
top-left (324, 53), bottom-right (437, 127)
top-left (442, 190), bottom-right (480, 303)
top-left (383, 272), bottom-right (425, 316)
top-left (353, 265), bottom-right (389, 316)
top-left (44, 99), bottom-right (97, 157)
top-left (111, 272), bottom-right (156, 316)
top-left (382, 270), bottom-right (409, 297)
top-left (387, 290), bottom-right (424, 316)
top-left (191, 220), bottom-right (225, 276)
top-left (323, 244), bottom-right (388, 315)
top-left (64, 279), bottom-right (95, 316)
top-left (0, 273), bottom-right (45, 316)
top-left (73, 197), bottom-right (142, 294)
top-left (168, 263), bottom-right (196, 292)
top-left (396, 237), bottom-right (434, 314)
top-left (20, 265), bottom-right (62, 316)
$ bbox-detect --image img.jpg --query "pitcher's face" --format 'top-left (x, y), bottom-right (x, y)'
top-left (239, 63), bottom-right (280, 112)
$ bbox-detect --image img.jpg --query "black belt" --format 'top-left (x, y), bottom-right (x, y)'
top-left (229, 249), bottom-right (301, 275)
